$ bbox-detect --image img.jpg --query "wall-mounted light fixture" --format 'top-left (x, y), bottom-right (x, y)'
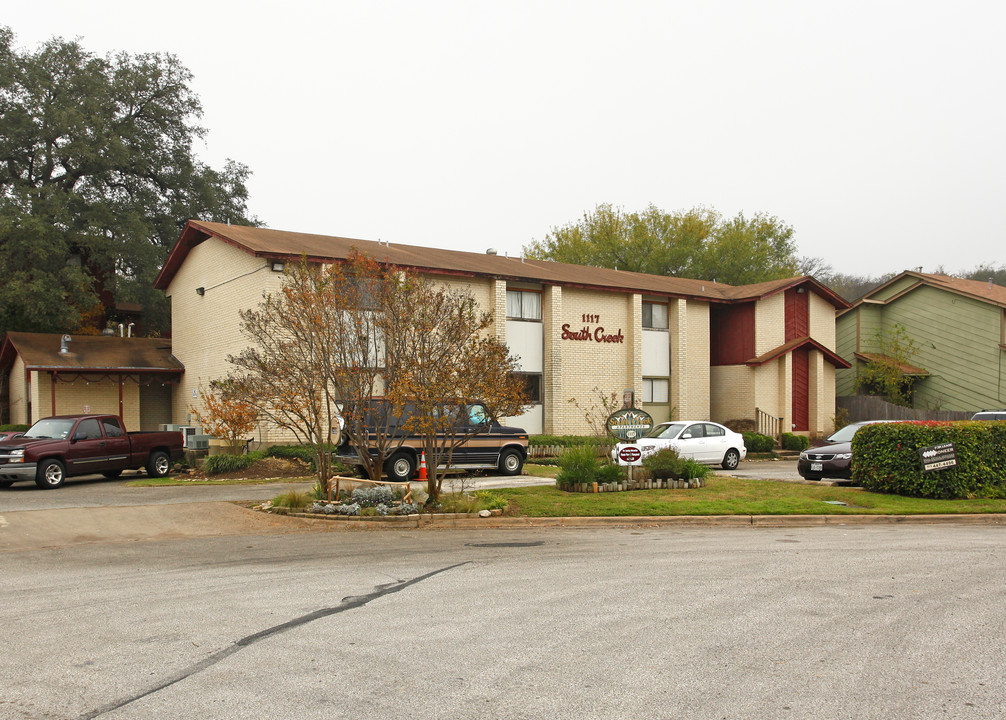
top-left (271, 261), bottom-right (286, 272)
top-left (196, 287), bottom-right (205, 296)
top-left (795, 287), bottom-right (806, 294)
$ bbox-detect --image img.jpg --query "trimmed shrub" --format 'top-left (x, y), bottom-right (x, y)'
top-left (642, 448), bottom-right (684, 480)
top-left (853, 421), bottom-right (1006, 498)
top-left (0, 424), bottom-right (29, 432)
top-left (781, 433), bottom-right (810, 451)
top-left (596, 462), bottom-right (626, 485)
top-left (743, 432), bottom-right (775, 453)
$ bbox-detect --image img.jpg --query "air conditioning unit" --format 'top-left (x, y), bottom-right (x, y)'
top-left (160, 423), bottom-right (182, 432)
top-left (177, 426), bottom-right (199, 448)
top-left (189, 435), bottom-right (211, 450)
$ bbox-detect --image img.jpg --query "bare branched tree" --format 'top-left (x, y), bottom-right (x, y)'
top-left (382, 277), bottom-right (528, 502)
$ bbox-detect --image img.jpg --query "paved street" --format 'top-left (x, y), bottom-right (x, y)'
top-left (2, 510), bottom-right (1006, 719)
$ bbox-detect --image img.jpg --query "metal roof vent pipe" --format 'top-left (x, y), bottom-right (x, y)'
top-left (59, 335), bottom-right (71, 354)
top-left (486, 248), bottom-right (497, 255)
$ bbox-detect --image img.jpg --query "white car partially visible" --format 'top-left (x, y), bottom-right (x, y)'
top-left (611, 421), bottom-right (747, 470)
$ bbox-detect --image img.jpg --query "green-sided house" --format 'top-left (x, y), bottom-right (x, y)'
top-left (836, 271), bottom-right (1006, 412)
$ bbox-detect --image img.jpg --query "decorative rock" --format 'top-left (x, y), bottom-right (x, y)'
top-left (478, 509), bottom-right (492, 518)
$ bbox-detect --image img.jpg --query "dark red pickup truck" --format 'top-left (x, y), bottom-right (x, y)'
top-left (0, 415), bottom-right (185, 489)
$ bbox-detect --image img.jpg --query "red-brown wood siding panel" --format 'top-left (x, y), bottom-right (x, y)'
top-left (792, 347), bottom-right (809, 431)
top-left (785, 288), bottom-right (809, 341)
top-left (710, 302), bottom-right (756, 365)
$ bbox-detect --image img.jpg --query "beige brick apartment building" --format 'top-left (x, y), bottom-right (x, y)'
top-left (146, 220), bottom-right (850, 442)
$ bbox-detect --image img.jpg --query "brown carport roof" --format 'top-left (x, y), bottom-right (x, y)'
top-left (154, 220), bottom-right (849, 309)
top-left (0, 332), bottom-right (183, 374)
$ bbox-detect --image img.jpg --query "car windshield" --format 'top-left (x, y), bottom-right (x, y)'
top-left (644, 422), bottom-right (686, 440)
top-left (24, 418), bottom-right (76, 440)
top-left (826, 423), bottom-right (868, 444)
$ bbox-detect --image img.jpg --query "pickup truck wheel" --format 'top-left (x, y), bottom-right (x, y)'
top-left (498, 448), bottom-right (524, 476)
top-left (385, 452), bottom-right (415, 482)
top-left (35, 459), bottom-right (66, 489)
top-left (102, 470), bottom-right (123, 479)
top-left (146, 451), bottom-right (171, 478)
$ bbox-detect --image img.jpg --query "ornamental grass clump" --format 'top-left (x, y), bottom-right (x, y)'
top-left (203, 451), bottom-right (264, 475)
top-left (271, 490), bottom-right (311, 510)
top-left (555, 445), bottom-right (601, 489)
top-left (680, 458), bottom-right (711, 480)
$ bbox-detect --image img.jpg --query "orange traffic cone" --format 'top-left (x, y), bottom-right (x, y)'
top-left (418, 451), bottom-right (428, 481)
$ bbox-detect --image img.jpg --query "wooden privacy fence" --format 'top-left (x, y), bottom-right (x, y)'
top-left (837, 395), bottom-right (972, 423)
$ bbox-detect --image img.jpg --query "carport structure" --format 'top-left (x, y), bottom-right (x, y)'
top-left (0, 332), bottom-right (183, 429)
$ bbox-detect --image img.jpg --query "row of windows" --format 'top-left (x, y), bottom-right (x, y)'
top-left (511, 373), bottom-right (670, 405)
top-left (506, 290), bottom-right (670, 329)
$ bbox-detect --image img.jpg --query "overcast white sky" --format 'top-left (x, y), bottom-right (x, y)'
top-left (7, 1), bottom-right (1005, 278)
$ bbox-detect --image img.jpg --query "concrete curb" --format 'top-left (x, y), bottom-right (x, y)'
top-left (274, 510), bottom-right (1006, 529)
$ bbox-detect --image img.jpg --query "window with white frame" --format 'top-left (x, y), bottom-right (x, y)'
top-left (506, 290), bottom-right (542, 320)
top-left (643, 302), bottom-right (668, 329)
top-left (642, 377), bottom-right (669, 403)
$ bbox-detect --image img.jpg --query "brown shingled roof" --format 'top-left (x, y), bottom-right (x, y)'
top-left (1, 332), bottom-right (183, 373)
top-left (853, 352), bottom-right (929, 376)
top-left (842, 271), bottom-right (1006, 315)
top-left (746, 336), bottom-right (852, 368)
top-left (155, 220), bottom-right (849, 308)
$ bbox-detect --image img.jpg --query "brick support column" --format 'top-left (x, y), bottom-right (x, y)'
top-left (543, 285), bottom-right (562, 433)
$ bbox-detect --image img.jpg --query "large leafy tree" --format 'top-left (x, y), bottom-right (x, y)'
top-left (524, 203), bottom-right (800, 285)
top-left (0, 26), bottom-right (256, 337)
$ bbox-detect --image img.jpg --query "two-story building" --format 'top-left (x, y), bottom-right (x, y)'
top-left (153, 220), bottom-right (849, 441)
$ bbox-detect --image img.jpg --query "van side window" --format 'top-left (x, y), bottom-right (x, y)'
top-left (468, 405), bottom-right (490, 426)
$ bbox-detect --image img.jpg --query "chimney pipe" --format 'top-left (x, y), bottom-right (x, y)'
top-left (59, 335), bottom-right (71, 354)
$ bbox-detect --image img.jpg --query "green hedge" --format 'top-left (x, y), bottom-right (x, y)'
top-left (0, 424), bottom-right (29, 432)
top-left (530, 434), bottom-right (607, 448)
top-left (781, 433), bottom-right (810, 451)
top-left (852, 421), bottom-right (1006, 499)
top-left (743, 432), bottom-right (775, 453)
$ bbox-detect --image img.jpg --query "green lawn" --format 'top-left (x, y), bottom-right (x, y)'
top-left (496, 475), bottom-right (1006, 517)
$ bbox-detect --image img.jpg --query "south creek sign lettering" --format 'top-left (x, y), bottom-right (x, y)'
top-left (606, 408), bottom-right (654, 441)
top-left (561, 313), bottom-right (624, 344)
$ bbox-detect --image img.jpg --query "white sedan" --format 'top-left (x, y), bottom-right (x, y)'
top-left (611, 421), bottom-right (747, 470)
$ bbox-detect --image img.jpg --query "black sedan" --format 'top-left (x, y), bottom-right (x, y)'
top-left (797, 421), bottom-right (894, 482)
